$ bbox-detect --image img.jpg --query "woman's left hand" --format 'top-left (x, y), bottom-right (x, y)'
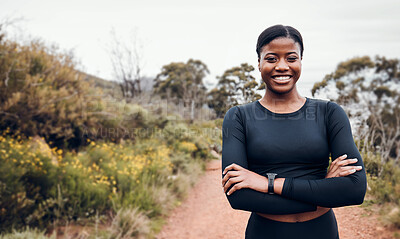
top-left (222, 163), bottom-right (268, 195)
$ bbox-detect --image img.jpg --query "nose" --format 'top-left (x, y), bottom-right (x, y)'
top-left (275, 60), bottom-right (289, 71)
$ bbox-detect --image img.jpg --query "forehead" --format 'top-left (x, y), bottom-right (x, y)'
top-left (260, 37), bottom-right (301, 55)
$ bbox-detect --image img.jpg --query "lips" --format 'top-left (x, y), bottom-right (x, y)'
top-left (272, 75), bottom-right (292, 84)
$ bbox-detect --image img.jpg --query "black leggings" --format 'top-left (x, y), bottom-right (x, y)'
top-left (245, 209), bottom-right (339, 239)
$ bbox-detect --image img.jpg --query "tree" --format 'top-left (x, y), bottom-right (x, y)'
top-left (153, 59), bottom-right (209, 119)
top-left (207, 63), bottom-right (262, 118)
top-left (109, 29), bottom-right (143, 101)
top-left (312, 55), bottom-right (400, 168)
top-left (207, 87), bottom-right (231, 118)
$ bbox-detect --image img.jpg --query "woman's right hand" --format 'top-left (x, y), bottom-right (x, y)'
top-left (325, 154), bottom-right (363, 178)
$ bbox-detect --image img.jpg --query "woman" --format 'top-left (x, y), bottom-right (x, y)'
top-left (221, 24), bottom-right (367, 239)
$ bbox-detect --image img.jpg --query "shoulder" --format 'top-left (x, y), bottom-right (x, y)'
top-left (307, 97), bottom-right (330, 108)
top-left (307, 97), bottom-right (344, 113)
top-left (325, 100), bottom-right (347, 118)
top-left (305, 98), bottom-right (349, 125)
top-left (223, 101), bottom-right (257, 120)
top-left (314, 99), bottom-right (350, 126)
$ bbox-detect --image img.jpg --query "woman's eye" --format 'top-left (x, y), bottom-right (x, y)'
top-left (288, 57), bottom-right (298, 61)
top-left (265, 57), bottom-right (276, 62)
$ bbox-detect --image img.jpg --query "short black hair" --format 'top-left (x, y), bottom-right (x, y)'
top-left (256, 24), bottom-right (304, 59)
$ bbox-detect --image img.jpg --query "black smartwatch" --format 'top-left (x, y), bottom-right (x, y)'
top-left (266, 173), bottom-right (278, 194)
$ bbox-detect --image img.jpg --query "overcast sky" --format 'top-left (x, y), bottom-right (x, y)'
top-left (1, 0), bottom-right (400, 97)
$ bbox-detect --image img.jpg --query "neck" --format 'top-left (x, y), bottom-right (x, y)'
top-left (261, 87), bottom-right (304, 106)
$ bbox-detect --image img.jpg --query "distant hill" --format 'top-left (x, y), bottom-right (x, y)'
top-left (80, 72), bottom-right (155, 98)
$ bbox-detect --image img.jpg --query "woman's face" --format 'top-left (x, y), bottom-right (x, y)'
top-left (258, 37), bottom-right (302, 95)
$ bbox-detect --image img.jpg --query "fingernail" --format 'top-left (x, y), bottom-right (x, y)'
top-left (356, 166), bottom-right (362, 169)
top-left (352, 158), bottom-right (358, 162)
top-left (350, 169), bottom-right (356, 173)
top-left (227, 192), bottom-right (230, 195)
top-left (343, 154), bottom-right (347, 158)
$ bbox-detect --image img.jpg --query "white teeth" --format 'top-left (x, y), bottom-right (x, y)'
top-left (274, 76), bottom-right (291, 80)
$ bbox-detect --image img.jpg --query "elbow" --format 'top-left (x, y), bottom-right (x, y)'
top-left (228, 200), bottom-right (241, 210)
top-left (225, 189), bottom-right (252, 211)
top-left (226, 193), bottom-right (245, 211)
top-left (349, 176), bottom-right (367, 205)
top-left (356, 181), bottom-right (367, 205)
top-left (349, 190), bottom-right (365, 205)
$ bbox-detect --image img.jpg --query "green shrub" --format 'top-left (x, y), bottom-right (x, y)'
top-left (0, 227), bottom-right (55, 239)
top-left (0, 126), bottom-right (215, 234)
top-left (363, 151), bottom-right (400, 228)
top-left (107, 207), bottom-right (150, 239)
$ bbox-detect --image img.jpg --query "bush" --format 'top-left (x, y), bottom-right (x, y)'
top-left (0, 227), bottom-right (55, 239)
top-left (0, 127), bottom-right (215, 233)
top-left (0, 34), bottom-right (163, 151)
top-left (363, 151), bottom-right (400, 227)
top-left (107, 207), bottom-right (150, 239)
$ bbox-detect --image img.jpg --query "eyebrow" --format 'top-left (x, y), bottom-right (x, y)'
top-left (264, 52), bottom-right (299, 56)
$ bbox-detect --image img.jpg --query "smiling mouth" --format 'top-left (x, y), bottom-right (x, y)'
top-left (272, 75), bottom-right (292, 84)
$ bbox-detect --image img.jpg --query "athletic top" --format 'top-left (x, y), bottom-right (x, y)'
top-left (221, 97), bottom-right (367, 215)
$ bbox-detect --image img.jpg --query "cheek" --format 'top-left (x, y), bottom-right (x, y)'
top-left (260, 64), bottom-right (273, 73)
top-left (294, 64), bottom-right (302, 76)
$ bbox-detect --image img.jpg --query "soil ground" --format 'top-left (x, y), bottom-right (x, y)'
top-left (156, 159), bottom-right (400, 239)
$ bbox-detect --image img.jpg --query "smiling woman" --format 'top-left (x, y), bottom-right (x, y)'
top-left (221, 24), bottom-right (367, 239)
top-left (258, 37), bottom-right (302, 96)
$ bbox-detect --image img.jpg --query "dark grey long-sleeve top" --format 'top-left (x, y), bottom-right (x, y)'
top-left (221, 97), bottom-right (367, 215)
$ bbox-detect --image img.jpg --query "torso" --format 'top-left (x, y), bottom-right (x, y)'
top-left (240, 97), bottom-right (330, 179)
top-left (237, 97), bottom-right (332, 222)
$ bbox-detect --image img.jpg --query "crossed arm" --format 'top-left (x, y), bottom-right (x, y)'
top-left (221, 102), bottom-right (367, 214)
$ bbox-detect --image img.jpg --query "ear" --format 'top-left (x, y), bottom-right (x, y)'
top-left (258, 58), bottom-right (261, 71)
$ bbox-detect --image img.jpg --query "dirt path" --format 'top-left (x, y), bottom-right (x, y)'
top-left (156, 159), bottom-right (399, 239)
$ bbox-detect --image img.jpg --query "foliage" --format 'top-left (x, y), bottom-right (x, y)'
top-left (107, 207), bottom-right (150, 239)
top-left (312, 55), bottom-right (400, 166)
top-left (0, 227), bottom-right (55, 239)
top-left (153, 59), bottom-right (209, 109)
top-left (0, 30), bottom-right (142, 150)
top-left (362, 150), bottom-right (400, 227)
top-left (207, 63), bottom-right (262, 118)
top-left (0, 115), bottom-right (221, 233)
top-left (0, 21), bottom-right (224, 237)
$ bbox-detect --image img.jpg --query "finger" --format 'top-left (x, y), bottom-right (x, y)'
top-left (223, 163), bottom-right (237, 174)
top-left (331, 154), bottom-right (347, 166)
top-left (339, 168), bottom-right (357, 177)
top-left (222, 171), bottom-right (240, 186)
top-left (226, 182), bottom-right (246, 196)
top-left (333, 154), bottom-right (347, 162)
top-left (223, 176), bottom-right (243, 193)
top-left (330, 163), bottom-right (360, 177)
top-left (223, 163), bottom-right (243, 175)
top-left (329, 154), bottom-right (348, 172)
top-left (337, 158), bottom-right (358, 166)
top-left (338, 165), bottom-right (363, 176)
top-left (337, 165), bottom-right (361, 172)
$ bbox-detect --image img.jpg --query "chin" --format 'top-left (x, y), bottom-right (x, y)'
top-left (267, 84), bottom-right (297, 95)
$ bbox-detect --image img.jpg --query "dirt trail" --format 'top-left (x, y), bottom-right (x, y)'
top-left (156, 159), bottom-right (398, 239)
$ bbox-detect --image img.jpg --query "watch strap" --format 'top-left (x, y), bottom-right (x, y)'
top-left (266, 173), bottom-right (278, 194)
